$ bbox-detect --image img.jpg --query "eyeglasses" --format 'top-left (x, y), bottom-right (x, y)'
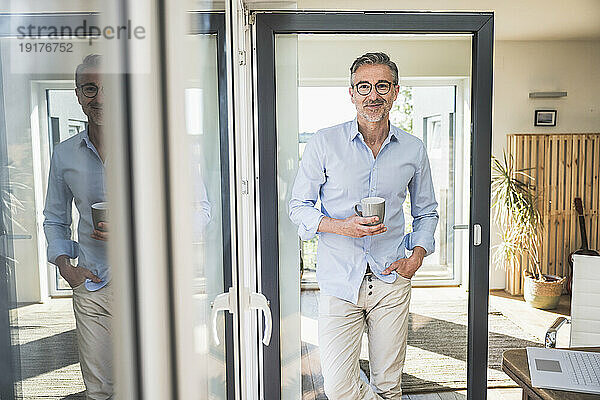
top-left (77, 83), bottom-right (103, 99)
top-left (352, 80), bottom-right (394, 96)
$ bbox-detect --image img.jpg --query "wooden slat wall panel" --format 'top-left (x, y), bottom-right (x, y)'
top-left (522, 136), bottom-right (530, 292)
top-left (549, 136), bottom-right (558, 276)
top-left (504, 133), bottom-right (600, 295)
top-left (592, 136), bottom-right (600, 248)
top-left (515, 136), bottom-right (524, 293)
top-left (563, 137), bottom-right (573, 280)
top-left (568, 137), bottom-right (579, 282)
top-left (506, 135), bottom-right (515, 294)
top-left (540, 136), bottom-right (549, 282)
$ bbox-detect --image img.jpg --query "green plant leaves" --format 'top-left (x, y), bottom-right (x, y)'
top-left (491, 151), bottom-right (543, 280)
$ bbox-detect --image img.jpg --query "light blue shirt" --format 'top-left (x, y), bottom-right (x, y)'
top-left (43, 130), bottom-right (108, 291)
top-left (289, 119), bottom-right (439, 304)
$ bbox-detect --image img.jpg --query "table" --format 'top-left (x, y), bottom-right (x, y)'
top-left (502, 347), bottom-right (600, 400)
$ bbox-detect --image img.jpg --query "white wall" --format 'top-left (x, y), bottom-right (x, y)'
top-left (489, 40), bottom-right (600, 288)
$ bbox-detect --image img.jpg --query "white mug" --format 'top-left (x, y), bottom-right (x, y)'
top-left (354, 197), bottom-right (385, 226)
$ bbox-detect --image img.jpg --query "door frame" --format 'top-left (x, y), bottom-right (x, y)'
top-left (255, 11), bottom-right (493, 400)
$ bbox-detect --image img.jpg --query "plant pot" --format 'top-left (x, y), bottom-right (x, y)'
top-left (523, 273), bottom-right (565, 309)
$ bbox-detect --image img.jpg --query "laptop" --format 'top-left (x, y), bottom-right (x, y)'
top-left (527, 347), bottom-right (600, 395)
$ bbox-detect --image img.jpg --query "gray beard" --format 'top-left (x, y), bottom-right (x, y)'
top-left (89, 112), bottom-right (104, 126)
top-left (358, 109), bottom-right (385, 122)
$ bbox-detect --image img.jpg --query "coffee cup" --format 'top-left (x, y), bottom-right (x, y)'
top-left (91, 202), bottom-right (108, 232)
top-left (354, 197), bottom-right (385, 226)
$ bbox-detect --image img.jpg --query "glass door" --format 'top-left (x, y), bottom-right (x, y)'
top-left (171, 14), bottom-right (232, 399)
top-left (0, 7), bottom-right (239, 400)
top-left (161, 10), bottom-right (238, 400)
top-left (254, 12), bottom-right (493, 400)
top-left (0, 14), bottom-right (109, 399)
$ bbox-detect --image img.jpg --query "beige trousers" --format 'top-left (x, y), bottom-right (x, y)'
top-left (72, 282), bottom-right (114, 400)
top-left (318, 274), bottom-right (411, 400)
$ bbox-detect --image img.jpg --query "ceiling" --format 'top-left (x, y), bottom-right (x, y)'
top-left (247, 0), bottom-right (600, 41)
top-left (4, 0), bottom-right (600, 41)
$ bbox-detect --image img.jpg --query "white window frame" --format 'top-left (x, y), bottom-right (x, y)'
top-left (30, 80), bottom-right (78, 298)
top-left (401, 77), bottom-right (471, 287)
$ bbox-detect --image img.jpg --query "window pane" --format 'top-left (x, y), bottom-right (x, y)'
top-left (184, 31), bottom-right (228, 398)
top-left (1, 27), bottom-right (112, 399)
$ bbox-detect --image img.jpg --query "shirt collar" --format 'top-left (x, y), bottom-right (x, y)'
top-left (349, 118), bottom-right (361, 142)
top-left (349, 117), bottom-right (399, 142)
top-left (80, 129), bottom-right (91, 147)
top-left (79, 129), bottom-right (104, 163)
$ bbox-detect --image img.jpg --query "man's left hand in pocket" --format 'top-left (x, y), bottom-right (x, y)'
top-left (382, 246), bottom-right (427, 279)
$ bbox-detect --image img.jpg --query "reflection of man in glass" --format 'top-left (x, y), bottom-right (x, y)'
top-left (43, 54), bottom-right (113, 399)
top-left (289, 52), bottom-right (438, 399)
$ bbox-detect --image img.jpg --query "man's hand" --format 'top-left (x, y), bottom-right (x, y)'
top-left (56, 255), bottom-right (101, 288)
top-left (91, 222), bottom-right (108, 241)
top-left (382, 246), bottom-right (427, 279)
top-left (319, 215), bottom-right (387, 238)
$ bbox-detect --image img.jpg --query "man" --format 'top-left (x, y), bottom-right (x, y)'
top-left (289, 52), bottom-right (438, 399)
top-left (43, 54), bottom-right (113, 399)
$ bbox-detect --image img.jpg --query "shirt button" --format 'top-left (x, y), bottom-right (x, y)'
top-left (368, 291), bottom-right (372, 295)
top-left (369, 285), bottom-right (373, 289)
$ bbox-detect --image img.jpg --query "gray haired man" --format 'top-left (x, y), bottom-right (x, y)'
top-left (289, 52), bottom-right (438, 399)
top-left (44, 54), bottom-right (113, 399)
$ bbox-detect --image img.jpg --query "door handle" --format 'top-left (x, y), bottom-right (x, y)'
top-left (211, 287), bottom-right (234, 346)
top-left (473, 224), bottom-right (482, 246)
top-left (452, 224), bottom-right (469, 230)
top-left (210, 288), bottom-right (272, 347)
top-left (249, 292), bottom-right (272, 346)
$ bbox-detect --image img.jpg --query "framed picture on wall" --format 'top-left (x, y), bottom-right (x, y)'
top-left (534, 109), bottom-right (557, 126)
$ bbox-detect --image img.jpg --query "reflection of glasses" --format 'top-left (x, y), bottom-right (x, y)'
top-left (77, 83), bottom-right (103, 99)
top-left (352, 80), bottom-right (393, 96)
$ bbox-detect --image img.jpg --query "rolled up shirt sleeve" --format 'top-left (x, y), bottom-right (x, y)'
top-left (289, 134), bottom-right (326, 241)
top-left (403, 143), bottom-right (439, 256)
top-left (43, 151), bottom-right (79, 264)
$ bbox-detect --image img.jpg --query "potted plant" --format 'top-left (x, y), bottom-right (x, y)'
top-left (491, 152), bottom-right (565, 309)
